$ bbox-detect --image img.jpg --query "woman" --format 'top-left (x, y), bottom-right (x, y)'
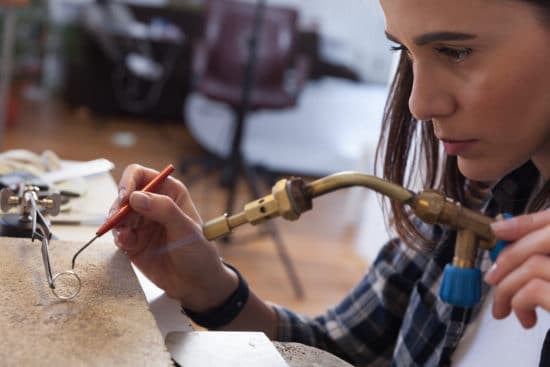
top-left (112, 0), bottom-right (550, 365)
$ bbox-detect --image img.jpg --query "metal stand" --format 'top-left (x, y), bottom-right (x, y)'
top-left (221, 0), bottom-right (304, 299)
top-left (0, 214), bottom-right (34, 237)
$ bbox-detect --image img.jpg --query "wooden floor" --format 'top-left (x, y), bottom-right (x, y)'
top-left (3, 98), bottom-right (368, 316)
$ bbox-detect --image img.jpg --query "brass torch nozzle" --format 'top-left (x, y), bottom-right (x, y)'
top-left (408, 190), bottom-right (500, 270)
top-left (202, 178), bottom-right (312, 241)
top-left (409, 190), bottom-right (496, 249)
top-left (201, 171), bottom-right (501, 270)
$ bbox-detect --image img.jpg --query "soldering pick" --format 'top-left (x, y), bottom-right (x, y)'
top-left (71, 164), bottom-right (175, 269)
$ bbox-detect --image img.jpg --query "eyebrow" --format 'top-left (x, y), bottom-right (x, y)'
top-left (385, 31), bottom-right (477, 46)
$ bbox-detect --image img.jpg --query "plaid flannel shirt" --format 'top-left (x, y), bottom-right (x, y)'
top-left (272, 162), bottom-right (547, 366)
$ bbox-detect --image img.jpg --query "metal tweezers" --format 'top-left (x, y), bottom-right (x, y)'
top-left (30, 197), bottom-right (81, 300)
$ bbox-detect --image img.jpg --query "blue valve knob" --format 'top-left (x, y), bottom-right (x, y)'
top-left (440, 264), bottom-right (481, 307)
top-left (489, 213), bottom-right (513, 262)
top-left (490, 239), bottom-right (510, 262)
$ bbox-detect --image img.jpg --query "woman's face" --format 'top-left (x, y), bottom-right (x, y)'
top-left (380, 0), bottom-right (550, 180)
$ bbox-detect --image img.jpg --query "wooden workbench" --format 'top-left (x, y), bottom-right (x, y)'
top-left (0, 236), bottom-right (173, 366)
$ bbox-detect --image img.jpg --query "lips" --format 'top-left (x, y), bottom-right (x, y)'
top-left (440, 139), bottom-right (478, 155)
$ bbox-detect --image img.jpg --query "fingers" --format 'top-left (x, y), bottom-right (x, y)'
top-left (129, 191), bottom-right (202, 235)
top-left (485, 224), bottom-right (550, 285)
top-left (119, 164), bottom-right (151, 202)
top-left (119, 164), bottom-right (183, 200)
top-left (119, 164), bottom-right (157, 194)
top-left (491, 255), bottom-right (550, 325)
top-left (111, 164), bottom-right (160, 215)
top-left (491, 209), bottom-right (550, 241)
top-left (113, 226), bottom-right (137, 251)
top-left (486, 210), bottom-right (550, 329)
top-left (116, 164), bottom-right (201, 223)
top-left (511, 279), bottom-right (550, 328)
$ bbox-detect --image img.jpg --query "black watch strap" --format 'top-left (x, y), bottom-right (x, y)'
top-left (182, 262), bottom-right (249, 329)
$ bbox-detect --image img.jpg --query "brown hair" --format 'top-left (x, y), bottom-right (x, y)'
top-left (376, 48), bottom-right (550, 251)
top-left (523, 0), bottom-right (550, 25)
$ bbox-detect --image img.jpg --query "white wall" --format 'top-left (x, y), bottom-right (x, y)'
top-left (263, 0), bottom-right (392, 84)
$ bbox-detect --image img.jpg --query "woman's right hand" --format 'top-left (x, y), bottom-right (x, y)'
top-left (111, 164), bottom-right (238, 312)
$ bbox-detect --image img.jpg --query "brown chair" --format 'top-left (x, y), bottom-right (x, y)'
top-left (191, 0), bottom-right (309, 192)
top-left (185, 0), bottom-right (310, 298)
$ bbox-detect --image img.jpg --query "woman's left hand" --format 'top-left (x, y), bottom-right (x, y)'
top-left (484, 209), bottom-right (550, 328)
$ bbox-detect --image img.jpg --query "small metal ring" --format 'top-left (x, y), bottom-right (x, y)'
top-left (51, 270), bottom-right (82, 300)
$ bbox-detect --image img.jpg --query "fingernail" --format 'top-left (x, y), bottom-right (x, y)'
top-left (119, 188), bottom-right (127, 203)
top-left (490, 221), bottom-right (506, 232)
top-left (484, 263), bottom-right (498, 284)
top-left (490, 217), bottom-right (517, 233)
top-left (131, 192), bottom-right (151, 210)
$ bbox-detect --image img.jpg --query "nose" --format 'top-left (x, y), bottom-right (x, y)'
top-left (408, 63), bottom-right (457, 121)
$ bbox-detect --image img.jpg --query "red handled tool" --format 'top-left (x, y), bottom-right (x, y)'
top-left (71, 164), bottom-right (175, 269)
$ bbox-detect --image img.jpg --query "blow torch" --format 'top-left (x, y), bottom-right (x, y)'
top-left (202, 172), bottom-right (509, 308)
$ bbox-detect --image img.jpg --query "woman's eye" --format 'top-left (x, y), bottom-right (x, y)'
top-left (389, 45), bottom-right (406, 52)
top-left (390, 45), bottom-right (412, 59)
top-left (435, 46), bottom-right (472, 63)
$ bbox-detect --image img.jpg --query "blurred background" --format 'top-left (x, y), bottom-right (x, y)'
top-left (0, 0), bottom-right (395, 316)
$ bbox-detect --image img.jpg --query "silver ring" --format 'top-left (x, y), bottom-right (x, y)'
top-left (51, 270), bottom-right (82, 300)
